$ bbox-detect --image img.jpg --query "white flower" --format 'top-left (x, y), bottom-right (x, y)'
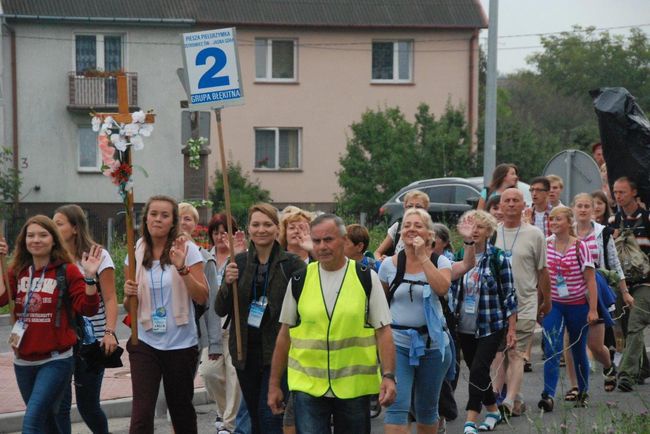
top-left (131, 110), bottom-right (146, 123)
top-left (139, 123), bottom-right (154, 137)
top-left (124, 123), bottom-right (139, 137)
top-left (111, 134), bottom-right (128, 152)
top-left (131, 135), bottom-right (144, 150)
top-left (91, 116), bottom-right (102, 132)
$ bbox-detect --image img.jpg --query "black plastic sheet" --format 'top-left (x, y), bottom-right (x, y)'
top-left (591, 87), bottom-right (650, 207)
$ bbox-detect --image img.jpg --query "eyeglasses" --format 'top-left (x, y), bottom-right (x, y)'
top-left (405, 204), bottom-right (426, 209)
top-left (529, 188), bottom-right (549, 193)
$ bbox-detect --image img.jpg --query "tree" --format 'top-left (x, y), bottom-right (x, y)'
top-left (210, 161), bottom-right (271, 226)
top-left (0, 147), bottom-right (21, 223)
top-left (337, 104), bottom-right (479, 221)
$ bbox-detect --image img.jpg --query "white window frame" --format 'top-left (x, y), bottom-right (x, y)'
top-left (73, 32), bottom-right (126, 73)
top-left (255, 38), bottom-right (298, 82)
top-left (254, 127), bottom-right (302, 171)
top-left (371, 40), bottom-right (413, 84)
top-left (77, 125), bottom-right (102, 173)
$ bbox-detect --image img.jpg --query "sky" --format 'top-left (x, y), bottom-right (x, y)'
top-left (477, 0), bottom-right (650, 74)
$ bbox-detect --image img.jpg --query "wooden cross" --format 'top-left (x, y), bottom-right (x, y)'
top-left (94, 73), bottom-right (155, 345)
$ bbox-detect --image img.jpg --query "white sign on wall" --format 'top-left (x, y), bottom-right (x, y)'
top-left (181, 28), bottom-right (244, 109)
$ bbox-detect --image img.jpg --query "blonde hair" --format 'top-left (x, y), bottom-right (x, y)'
top-left (550, 206), bottom-right (576, 237)
top-left (571, 192), bottom-right (593, 207)
top-left (279, 209), bottom-right (313, 249)
top-left (461, 209), bottom-right (498, 236)
top-left (547, 174), bottom-right (564, 189)
top-left (402, 208), bottom-right (435, 243)
top-left (403, 190), bottom-right (430, 209)
top-left (178, 202), bottom-right (199, 223)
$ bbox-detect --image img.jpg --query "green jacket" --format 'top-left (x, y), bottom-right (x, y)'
top-left (215, 241), bottom-right (306, 370)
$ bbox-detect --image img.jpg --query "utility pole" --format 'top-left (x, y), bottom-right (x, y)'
top-left (483, 0), bottom-right (499, 185)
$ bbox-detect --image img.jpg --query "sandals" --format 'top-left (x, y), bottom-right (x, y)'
top-left (537, 394), bottom-right (554, 412)
top-left (604, 365), bottom-right (617, 392)
top-left (464, 422), bottom-right (479, 434)
top-left (478, 412), bottom-right (502, 431)
top-left (564, 387), bottom-right (579, 401)
top-left (574, 392), bottom-right (589, 408)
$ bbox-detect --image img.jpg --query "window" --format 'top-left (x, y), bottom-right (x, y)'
top-left (420, 186), bottom-right (452, 204)
top-left (255, 38), bottom-right (297, 81)
top-left (454, 185), bottom-right (480, 204)
top-left (78, 126), bottom-right (101, 171)
top-left (75, 34), bottom-right (123, 73)
top-left (255, 128), bottom-right (301, 170)
top-left (372, 41), bottom-right (412, 82)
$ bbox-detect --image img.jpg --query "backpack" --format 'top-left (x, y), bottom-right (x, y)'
top-left (614, 217), bottom-right (650, 283)
top-left (290, 260), bottom-right (372, 325)
top-left (54, 264), bottom-right (91, 347)
top-left (385, 220), bottom-right (402, 257)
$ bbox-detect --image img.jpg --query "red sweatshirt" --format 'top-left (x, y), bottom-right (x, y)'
top-left (0, 260), bottom-right (99, 361)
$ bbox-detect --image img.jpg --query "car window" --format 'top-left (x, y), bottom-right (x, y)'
top-left (421, 186), bottom-right (452, 204)
top-left (454, 185), bottom-right (480, 204)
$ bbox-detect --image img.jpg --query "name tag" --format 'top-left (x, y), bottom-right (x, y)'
top-left (8, 321), bottom-right (27, 349)
top-left (248, 299), bottom-right (267, 329)
top-left (464, 295), bottom-right (477, 314)
top-left (152, 313), bottom-right (167, 334)
top-left (556, 273), bottom-right (569, 298)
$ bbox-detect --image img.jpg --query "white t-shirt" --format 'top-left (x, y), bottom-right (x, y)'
top-left (75, 248), bottom-right (115, 339)
top-left (279, 260), bottom-right (392, 329)
top-left (387, 222), bottom-right (406, 254)
top-left (125, 242), bottom-right (203, 350)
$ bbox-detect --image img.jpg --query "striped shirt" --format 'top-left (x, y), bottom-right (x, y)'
top-left (74, 248), bottom-right (115, 339)
top-left (546, 236), bottom-right (593, 304)
top-left (579, 231), bottom-right (600, 265)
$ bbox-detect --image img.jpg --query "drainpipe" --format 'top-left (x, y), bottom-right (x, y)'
top-left (468, 29), bottom-right (478, 155)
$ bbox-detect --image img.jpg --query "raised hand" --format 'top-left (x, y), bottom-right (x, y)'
top-left (0, 237), bottom-right (8, 256)
top-left (170, 235), bottom-right (189, 269)
top-left (81, 244), bottom-right (103, 278)
top-left (233, 230), bottom-right (247, 255)
top-left (297, 222), bottom-right (313, 253)
top-left (457, 214), bottom-right (475, 242)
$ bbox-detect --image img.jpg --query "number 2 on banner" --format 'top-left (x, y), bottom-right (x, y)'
top-left (196, 47), bottom-right (230, 89)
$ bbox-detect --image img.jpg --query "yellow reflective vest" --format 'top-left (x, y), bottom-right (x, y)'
top-left (288, 260), bottom-right (380, 398)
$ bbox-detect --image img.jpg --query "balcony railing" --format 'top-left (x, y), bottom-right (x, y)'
top-left (68, 72), bottom-right (138, 109)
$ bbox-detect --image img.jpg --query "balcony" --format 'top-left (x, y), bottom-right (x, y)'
top-left (67, 72), bottom-right (138, 110)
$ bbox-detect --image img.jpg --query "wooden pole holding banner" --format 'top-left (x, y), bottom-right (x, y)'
top-left (117, 75), bottom-right (139, 345)
top-left (0, 220), bottom-right (14, 324)
top-left (214, 108), bottom-right (243, 362)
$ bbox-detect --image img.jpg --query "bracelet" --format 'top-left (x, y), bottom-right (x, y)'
top-left (463, 240), bottom-right (476, 246)
top-left (382, 372), bottom-right (396, 383)
top-left (105, 329), bottom-right (116, 337)
top-left (177, 265), bottom-right (190, 276)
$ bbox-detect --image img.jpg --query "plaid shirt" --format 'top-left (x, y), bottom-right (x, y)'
top-left (530, 204), bottom-right (553, 237)
top-left (450, 244), bottom-right (517, 338)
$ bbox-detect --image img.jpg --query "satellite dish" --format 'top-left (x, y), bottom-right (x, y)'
top-left (543, 149), bottom-right (601, 204)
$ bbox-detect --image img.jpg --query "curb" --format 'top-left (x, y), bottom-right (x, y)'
top-left (0, 388), bottom-right (210, 433)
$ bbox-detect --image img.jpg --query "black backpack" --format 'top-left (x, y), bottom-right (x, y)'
top-left (290, 261), bottom-right (373, 325)
top-left (385, 250), bottom-right (456, 333)
top-left (384, 220), bottom-right (402, 257)
top-left (53, 264), bottom-right (88, 347)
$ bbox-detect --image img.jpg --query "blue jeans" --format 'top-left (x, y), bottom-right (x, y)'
top-left (14, 356), bottom-right (74, 434)
top-left (293, 391), bottom-right (370, 434)
top-left (542, 302), bottom-right (590, 396)
top-left (234, 398), bottom-right (252, 434)
top-left (385, 344), bottom-right (451, 425)
top-left (57, 353), bottom-right (109, 434)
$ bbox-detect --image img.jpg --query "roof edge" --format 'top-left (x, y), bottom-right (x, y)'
top-left (0, 14), bottom-right (195, 25)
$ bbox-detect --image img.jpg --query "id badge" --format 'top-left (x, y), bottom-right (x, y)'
top-left (247, 301), bottom-right (267, 328)
top-left (464, 295), bottom-right (477, 314)
top-left (8, 321), bottom-right (27, 349)
top-left (152, 313), bottom-right (167, 334)
top-left (556, 273), bottom-right (570, 298)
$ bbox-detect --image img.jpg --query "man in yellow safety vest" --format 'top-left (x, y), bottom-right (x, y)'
top-left (268, 213), bottom-right (396, 433)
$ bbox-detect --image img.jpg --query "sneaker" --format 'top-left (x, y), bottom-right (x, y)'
top-left (438, 418), bottom-right (447, 434)
top-left (215, 416), bottom-right (224, 430)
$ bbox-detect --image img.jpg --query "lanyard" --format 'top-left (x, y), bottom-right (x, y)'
top-left (22, 264), bottom-right (48, 318)
top-left (149, 264), bottom-right (165, 311)
top-left (501, 225), bottom-right (521, 257)
top-left (252, 264), bottom-right (269, 301)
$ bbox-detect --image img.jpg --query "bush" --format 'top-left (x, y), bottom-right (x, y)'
top-left (109, 236), bottom-right (127, 303)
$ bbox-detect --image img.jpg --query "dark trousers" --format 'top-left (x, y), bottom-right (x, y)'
top-left (618, 285), bottom-right (650, 378)
top-left (127, 340), bottom-right (199, 434)
top-left (57, 353), bottom-right (109, 434)
top-left (236, 351), bottom-right (287, 434)
top-left (293, 391), bottom-right (370, 434)
top-left (458, 329), bottom-right (505, 412)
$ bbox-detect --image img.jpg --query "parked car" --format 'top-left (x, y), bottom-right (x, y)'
top-left (379, 177), bottom-right (531, 226)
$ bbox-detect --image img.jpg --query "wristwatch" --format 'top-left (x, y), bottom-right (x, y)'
top-left (84, 277), bottom-right (97, 286)
top-left (382, 372), bottom-right (396, 383)
top-left (463, 240), bottom-right (476, 246)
